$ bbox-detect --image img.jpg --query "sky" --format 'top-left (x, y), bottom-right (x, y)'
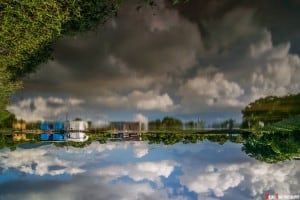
top-left (0, 141), bottom-right (299, 200)
top-left (8, 0), bottom-right (300, 124)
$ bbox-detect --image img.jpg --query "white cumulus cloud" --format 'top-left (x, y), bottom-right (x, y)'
top-left (0, 147), bottom-right (85, 176)
top-left (97, 90), bottom-right (176, 112)
top-left (95, 160), bottom-right (178, 186)
top-left (179, 161), bottom-right (299, 199)
top-left (179, 72), bottom-right (244, 111)
top-left (249, 30), bottom-right (300, 101)
top-left (7, 96), bottom-right (84, 122)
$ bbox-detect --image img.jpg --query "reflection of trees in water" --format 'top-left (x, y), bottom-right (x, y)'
top-left (141, 133), bottom-right (243, 145)
top-left (242, 131), bottom-right (300, 163)
top-left (0, 133), bottom-right (39, 151)
top-left (0, 134), bottom-right (16, 151)
top-left (0, 132), bottom-right (244, 151)
top-left (54, 139), bottom-right (93, 148)
top-left (4, 130), bottom-right (299, 164)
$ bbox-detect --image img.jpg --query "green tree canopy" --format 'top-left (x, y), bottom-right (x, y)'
top-left (0, 0), bottom-right (121, 119)
top-left (242, 131), bottom-right (300, 163)
top-left (242, 94), bottom-right (300, 128)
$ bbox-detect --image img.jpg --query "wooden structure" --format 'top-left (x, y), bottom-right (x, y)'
top-left (12, 121), bottom-right (26, 130)
top-left (110, 121), bottom-right (141, 134)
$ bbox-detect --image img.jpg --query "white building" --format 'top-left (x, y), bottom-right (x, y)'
top-left (64, 120), bottom-right (88, 132)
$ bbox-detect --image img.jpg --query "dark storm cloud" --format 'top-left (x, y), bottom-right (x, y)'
top-left (24, 0), bottom-right (202, 96)
top-left (9, 0), bottom-right (300, 121)
top-left (175, 0), bottom-right (300, 53)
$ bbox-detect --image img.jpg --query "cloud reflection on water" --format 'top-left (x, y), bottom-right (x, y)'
top-left (0, 141), bottom-right (299, 200)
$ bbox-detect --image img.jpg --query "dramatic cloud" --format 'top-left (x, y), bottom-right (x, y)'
top-left (180, 161), bottom-right (300, 199)
top-left (175, 142), bottom-right (300, 200)
top-left (0, 178), bottom-right (178, 200)
top-left (249, 30), bottom-right (300, 100)
top-left (132, 141), bottom-right (149, 158)
top-left (22, 0), bottom-right (201, 94)
top-left (65, 141), bottom-right (149, 159)
top-left (180, 164), bottom-right (244, 197)
top-left (95, 160), bottom-right (178, 186)
top-left (97, 90), bottom-right (176, 112)
top-left (179, 71), bottom-right (245, 111)
top-left (7, 96), bottom-right (84, 121)
top-left (0, 147), bottom-right (85, 176)
top-left (8, 0), bottom-right (300, 122)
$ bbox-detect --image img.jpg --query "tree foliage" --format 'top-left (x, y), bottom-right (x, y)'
top-left (241, 94), bottom-right (300, 128)
top-left (0, 111), bottom-right (15, 128)
top-left (0, 0), bottom-right (121, 118)
top-left (142, 132), bottom-right (241, 145)
top-left (149, 116), bottom-right (183, 131)
top-left (242, 131), bottom-right (300, 163)
top-left (211, 119), bottom-right (236, 129)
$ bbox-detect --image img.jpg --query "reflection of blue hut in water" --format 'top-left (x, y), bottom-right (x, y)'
top-left (53, 133), bottom-right (65, 141)
top-left (40, 133), bottom-right (52, 141)
top-left (39, 133), bottom-right (66, 141)
top-left (39, 121), bottom-right (65, 141)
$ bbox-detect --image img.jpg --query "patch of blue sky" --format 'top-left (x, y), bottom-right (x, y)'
top-left (0, 168), bottom-right (72, 184)
top-left (161, 165), bottom-right (198, 200)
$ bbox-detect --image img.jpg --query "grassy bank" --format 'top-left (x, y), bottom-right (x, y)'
top-left (255, 115), bottom-right (300, 134)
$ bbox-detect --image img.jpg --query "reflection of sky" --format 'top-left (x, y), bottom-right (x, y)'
top-left (0, 141), bottom-right (299, 200)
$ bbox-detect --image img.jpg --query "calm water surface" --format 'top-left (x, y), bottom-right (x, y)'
top-left (0, 140), bottom-right (299, 200)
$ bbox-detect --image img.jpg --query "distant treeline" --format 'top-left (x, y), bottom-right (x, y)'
top-left (241, 93), bottom-right (300, 128)
top-left (148, 117), bottom-right (238, 130)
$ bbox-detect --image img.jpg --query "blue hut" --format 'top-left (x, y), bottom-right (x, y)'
top-left (40, 123), bottom-right (50, 131)
top-left (53, 122), bottom-right (64, 131)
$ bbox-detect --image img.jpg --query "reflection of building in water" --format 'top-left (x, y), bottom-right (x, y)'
top-left (13, 133), bottom-right (27, 141)
top-left (67, 132), bottom-right (89, 142)
top-left (12, 120), bottom-right (26, 130)
top-left (109, 122), bottom-right (142, 141)
top-left (123, 133), bottom-right (141, 141)
top-left (111, 132), bottom-right (141, 141)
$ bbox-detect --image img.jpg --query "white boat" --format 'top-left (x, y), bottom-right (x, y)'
top-left (66, 132), bottom-right (89, 142)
